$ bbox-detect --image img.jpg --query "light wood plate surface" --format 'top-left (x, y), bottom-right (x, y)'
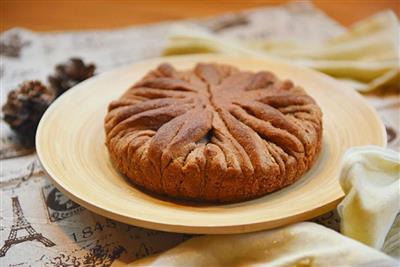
top-left (36, 55), bottom-right (386, 234)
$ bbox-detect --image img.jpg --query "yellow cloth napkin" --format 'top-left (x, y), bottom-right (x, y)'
top-left (128, 223), bottom-right (397, 267)
top-left (164, 11), bottom-right (399, 92)
top-left (128, 146), bottom-right (399, 266)
top-left (338, 146), bottom-right (400, 250)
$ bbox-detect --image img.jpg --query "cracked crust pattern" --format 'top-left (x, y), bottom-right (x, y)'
top-left (105, 63), bottom-right (323, 202)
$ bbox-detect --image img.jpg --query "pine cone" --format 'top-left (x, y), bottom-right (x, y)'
top-left (48, 58), bottom-right (96, 97)
top-left (2, 81), bottom-right (54, 145)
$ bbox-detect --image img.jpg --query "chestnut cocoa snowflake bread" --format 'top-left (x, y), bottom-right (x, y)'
top-left (105, 63), bottom-right (323, 203)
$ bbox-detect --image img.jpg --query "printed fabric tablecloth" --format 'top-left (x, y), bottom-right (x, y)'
top-left (1, 2), bottom-right (399, 266)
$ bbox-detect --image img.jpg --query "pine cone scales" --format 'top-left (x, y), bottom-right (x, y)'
top-left (48, 58), bottom-right (95, 96)
top-left (2, 81), bottom-right (54, 144)
top-left (2, 58), bottom-right (96, 147)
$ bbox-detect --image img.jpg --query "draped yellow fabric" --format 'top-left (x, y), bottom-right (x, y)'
top-left (164, 11), bottom-right (399, 92)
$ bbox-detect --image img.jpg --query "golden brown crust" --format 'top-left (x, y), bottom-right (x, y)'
top-left (105, 63), bottom-right (323, 203)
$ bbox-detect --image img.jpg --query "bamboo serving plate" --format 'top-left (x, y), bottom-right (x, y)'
top-left (36, 54), bottom-right (386, 234)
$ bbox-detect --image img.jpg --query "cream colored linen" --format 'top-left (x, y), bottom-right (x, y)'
top-left (128, 223), bottom-right (397, 267)
top-left (128, 147), bottom-right (399, 266)
top-left (338, 146), bottom-right (400, 250)
top-left (164, 11), bottom-right (399, 92)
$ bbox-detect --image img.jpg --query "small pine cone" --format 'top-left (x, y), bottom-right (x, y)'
top-left (2, 81), bottom-right (54, 145)
top-left (48, 58), bottom-right (96, 97)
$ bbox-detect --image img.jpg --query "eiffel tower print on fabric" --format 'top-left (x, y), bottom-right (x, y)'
top-left (0, 196), bottom-right (55, 257)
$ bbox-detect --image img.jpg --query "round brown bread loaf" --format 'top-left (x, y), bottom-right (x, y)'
top-left (105, 63), bottom-right (323, 203)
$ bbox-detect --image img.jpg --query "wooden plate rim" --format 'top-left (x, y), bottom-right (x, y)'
top-left (36, 54), bottom-right (386, 234)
